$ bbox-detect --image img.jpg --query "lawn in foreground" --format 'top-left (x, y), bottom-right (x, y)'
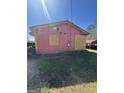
top-left (28, 50), bottom-right (97, 93)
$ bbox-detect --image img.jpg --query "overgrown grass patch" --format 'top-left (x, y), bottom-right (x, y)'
top-left (28, 50), bottom-right (97, 89)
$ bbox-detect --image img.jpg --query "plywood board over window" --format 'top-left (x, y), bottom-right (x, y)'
top-left (49, 34), bottom-right (59, 46)
top-left (75, 35), bottom-right (86, 50)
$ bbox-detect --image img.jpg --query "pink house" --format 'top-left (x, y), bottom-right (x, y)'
top-left (31, 20), bottom-right (89, 54)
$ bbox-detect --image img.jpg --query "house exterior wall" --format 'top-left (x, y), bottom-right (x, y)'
top-left (32, 23), bottom-right (87, 54)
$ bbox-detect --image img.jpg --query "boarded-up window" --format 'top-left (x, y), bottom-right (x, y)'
top-left (75, 35), bottom-right (86, 50)
top-left (49, 34), bottom-right (59, 46)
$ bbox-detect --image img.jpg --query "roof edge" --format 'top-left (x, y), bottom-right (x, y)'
top-left (30, 20), bottom-right (89, 35)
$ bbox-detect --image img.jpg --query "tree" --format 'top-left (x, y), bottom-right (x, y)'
top-left (86, 25), bottom-right (97, 40)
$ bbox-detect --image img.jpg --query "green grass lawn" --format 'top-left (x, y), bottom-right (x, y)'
top-left (28, 50), bottom-right (97, 93)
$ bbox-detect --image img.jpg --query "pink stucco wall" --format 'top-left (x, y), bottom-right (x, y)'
top-left (33, 23), bottom-right (87, 54)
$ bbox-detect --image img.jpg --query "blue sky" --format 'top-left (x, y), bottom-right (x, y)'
top-left (27, 0), bottom-right (97, 41)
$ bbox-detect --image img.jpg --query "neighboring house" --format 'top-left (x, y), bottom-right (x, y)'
top-left (31, 20), bottom-right (89, 54)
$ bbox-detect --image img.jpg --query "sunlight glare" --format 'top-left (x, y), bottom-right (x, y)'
top-left (40, 0), bottom-right (51, 21)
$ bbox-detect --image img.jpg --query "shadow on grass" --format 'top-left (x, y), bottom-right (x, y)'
top-left (27, 50), bottom-right (97, 89)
